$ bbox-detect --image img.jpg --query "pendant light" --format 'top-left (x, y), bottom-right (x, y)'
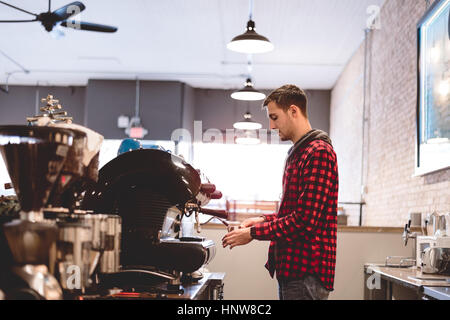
top-left (227, 0), bottom-right (274, 54)
top-left (234, 102), bottom-right (262, 145)
top-left (231, 56), bottom-right (266, 101)
top-left (233, 111), bottom-right (262, 130)
top-left (231, 78), bottom-right (266, 101)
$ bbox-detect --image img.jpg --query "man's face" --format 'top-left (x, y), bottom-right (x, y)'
top-left (266, 102), bottom-right (293, 142)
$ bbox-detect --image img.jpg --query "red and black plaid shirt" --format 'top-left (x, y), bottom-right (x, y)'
top-left (250, 138), bottom-right (338, 291)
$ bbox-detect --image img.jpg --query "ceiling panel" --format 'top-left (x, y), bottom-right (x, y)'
top-left (0, 0), bottom-right (385, 89)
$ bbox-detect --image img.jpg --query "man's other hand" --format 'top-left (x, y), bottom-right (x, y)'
top-left (222, 227), bottom-right (252, 249)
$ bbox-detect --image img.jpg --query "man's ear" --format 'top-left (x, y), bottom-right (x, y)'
top-left (289, 105), bottom-right (299, 118)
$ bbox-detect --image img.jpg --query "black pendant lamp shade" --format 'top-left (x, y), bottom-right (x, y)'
top-left (233, 112), bottom-right (262, 130)
top-left (227, 20), bottom-right (274, 54)
top-left (231, 78), bottom-right (266, 101)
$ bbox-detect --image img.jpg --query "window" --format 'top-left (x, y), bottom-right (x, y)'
top-left (192, 142), bottom-right (291, 210)
top-left (0, 157), bottom-right (14, 196)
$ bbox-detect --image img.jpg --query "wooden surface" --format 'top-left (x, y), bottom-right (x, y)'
top-left (202, 223), bottom-right (420, 234)
top-left (338, 226), bottom-right (422, 233)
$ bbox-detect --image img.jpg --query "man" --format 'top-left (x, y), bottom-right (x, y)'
top-left (222, 85), bottom-right (338, 300)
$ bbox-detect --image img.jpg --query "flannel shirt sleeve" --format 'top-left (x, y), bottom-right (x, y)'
top-left (251, 147), bottom-right (335, 241)
top-left (262, 213), bottom-right (277, 222)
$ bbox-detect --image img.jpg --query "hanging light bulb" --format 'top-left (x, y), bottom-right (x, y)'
top-left (233, 112), bottom-right (262, 130)
top-left (227, 0), bottom-right (274, 54)
top-left (231, 78), bottom-right (266, 101)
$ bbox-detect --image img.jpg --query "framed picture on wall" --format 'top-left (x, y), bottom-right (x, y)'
top-left (416, 0), bottom-right (450, 176)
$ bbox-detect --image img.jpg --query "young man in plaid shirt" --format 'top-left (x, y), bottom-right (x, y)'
top-left (222, 85), bottom-right (338, 300)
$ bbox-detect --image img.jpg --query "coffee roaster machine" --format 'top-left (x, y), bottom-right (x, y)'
top-left (0, 95), bottom-right (226, 300)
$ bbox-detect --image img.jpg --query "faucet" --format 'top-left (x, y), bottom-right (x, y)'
top-left (402, 219), bottom-right (418, 261)
top-left (386, 219), bottom-right (420, 267)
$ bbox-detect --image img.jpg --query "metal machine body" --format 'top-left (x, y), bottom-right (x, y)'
top-left (0, 96), bottom-right (110, 299)
top-left (82, 148), bottom-right (224, 294)
top-left (418, 236), bottom-right (450, 275)
top-left (0, 125), bottom-right (76, 300)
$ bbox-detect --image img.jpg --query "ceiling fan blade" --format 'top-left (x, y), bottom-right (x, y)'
top-left (61, 21), bottom-right (117, 33)
top-left (53, 1), bottom-right (85, 21)
top-left (0, 1), bottom-right (37, 16)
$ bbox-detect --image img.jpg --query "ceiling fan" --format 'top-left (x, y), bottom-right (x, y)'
top-left (0, 1), bottom-right (117, 33)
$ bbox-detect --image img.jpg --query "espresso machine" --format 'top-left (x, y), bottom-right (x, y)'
top-left (82, 147), bottom-right (227, 298)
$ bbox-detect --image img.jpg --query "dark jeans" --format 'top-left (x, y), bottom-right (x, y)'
top-left (278, 275), bottom-right (330, 300)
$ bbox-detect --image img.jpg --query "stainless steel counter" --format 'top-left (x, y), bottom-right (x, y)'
top-left (422, 287), bottom-right (450, 300)
top-left (364, 263), bottom-right (450, 300)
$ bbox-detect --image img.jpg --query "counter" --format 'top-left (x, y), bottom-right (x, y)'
top-left (81, 272), bottom-right (226, 300)
top-left (203, 223), bottom-right (421, 234)
top-left (364, 264), bottom-right (450, 300)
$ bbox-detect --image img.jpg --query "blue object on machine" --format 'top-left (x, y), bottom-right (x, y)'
top-left (118, 138), bottom-right (142, 156)
top-left (142, 144), bottom-right (170, 153)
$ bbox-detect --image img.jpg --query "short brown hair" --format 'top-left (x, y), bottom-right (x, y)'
top-left (263, 85), bottom-right (308, 118)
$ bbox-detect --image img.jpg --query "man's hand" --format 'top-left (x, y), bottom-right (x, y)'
top-left (222, 227), bottom-right (253, 249)
top-left (240, 216), bottom-right (265, 228)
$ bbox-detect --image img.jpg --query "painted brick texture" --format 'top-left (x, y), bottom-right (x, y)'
top-left (330, 0), bottom-right (450, 227)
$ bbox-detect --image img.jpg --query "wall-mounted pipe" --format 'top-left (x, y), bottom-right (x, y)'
top-left (359, 28), bottom-right (371, 226)
top-left (135, 78), bottom-right (140, 118)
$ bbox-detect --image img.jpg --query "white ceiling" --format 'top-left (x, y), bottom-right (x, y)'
top-left (0, 0), bottom-right (385, 90)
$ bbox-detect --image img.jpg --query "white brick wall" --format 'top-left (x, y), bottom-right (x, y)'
top-left (331, 0), bottom-right (450, 227)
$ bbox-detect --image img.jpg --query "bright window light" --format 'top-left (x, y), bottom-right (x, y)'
top-left (192, 142), bottom-right (291, 202)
